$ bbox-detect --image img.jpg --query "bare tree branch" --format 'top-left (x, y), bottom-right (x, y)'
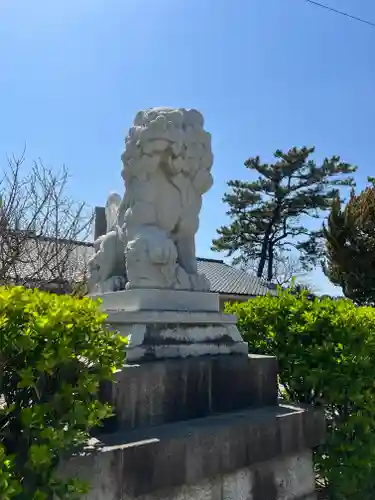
top-left (239, 250), bottom-right (308, 288)
top-left (272, 251), bottom-right (306, 287)
top-left (0, 153), bottom-right (93, 292)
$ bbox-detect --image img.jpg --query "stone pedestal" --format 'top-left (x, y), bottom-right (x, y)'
top-left (98, 354), bottom-right (278, 432)
top-left (65, 289), bottom-right (326, 499)
top-left (94, 289), bottom-right (248, 362)
top-left (60, 355), bottom-right (325, 500)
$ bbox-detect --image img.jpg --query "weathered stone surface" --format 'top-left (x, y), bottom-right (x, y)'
top-left (60, 453), bottom-right (317, 499)
top-left (99, 354), bottom-right (278, 431)
top-left (106, 308), bottom-right (248, 362)
top-left (273, 452), bottom-right (316, 499)
top-left (127, 342), bottom-right (249, 362)
top-left (61, 405), bottom-right (325, 499)
top-left (88, 107), bottom-right (214, 294)
top-left (91, 289), bottom-right (219, 313)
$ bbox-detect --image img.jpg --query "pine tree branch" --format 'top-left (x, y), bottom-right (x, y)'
top-left (212, 146), bottom-right (356, 281)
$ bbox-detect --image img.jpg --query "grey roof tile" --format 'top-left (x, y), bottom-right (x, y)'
top-left (5, 235), bottom-right (276, 297)
top-left (197, 258), bottom-right (277, 296)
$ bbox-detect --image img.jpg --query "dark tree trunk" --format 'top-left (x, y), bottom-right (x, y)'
top-left (267, 241), bottom-right (274, 281)
top-left (257, 231), bottom-right (271, 278)
top-left (257, 189), bottom-right (282, 278)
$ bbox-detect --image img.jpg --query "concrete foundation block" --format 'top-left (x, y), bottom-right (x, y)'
top-left (61, 404), bottom-right (325, 500)
top-left (99, 354), bottom-right (278, 431)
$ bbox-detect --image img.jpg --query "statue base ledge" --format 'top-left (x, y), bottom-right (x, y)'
top-left (106, 310), bottom-right (237, 325)
top-left (90, 288), bottom-right (219, 313)
top-left (91, 289), bottom-right (248, 363)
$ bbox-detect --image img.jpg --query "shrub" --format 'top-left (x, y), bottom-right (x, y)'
top-left (226, 289), bottom-right (375, 500)
top-left (0, 286), bottom-right (126, 500)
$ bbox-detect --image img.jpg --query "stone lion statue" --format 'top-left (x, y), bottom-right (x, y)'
top-left (88, 107), bottom-right (214, 293)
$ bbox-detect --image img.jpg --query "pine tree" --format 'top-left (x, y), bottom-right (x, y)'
top-left (212, 147), bottom-right (356, 281)
top-left (323, 178), bottom-right (375, 305)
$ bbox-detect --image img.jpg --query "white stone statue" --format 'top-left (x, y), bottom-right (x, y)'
top-left (87, 193), bottom-right (127, 293)
top-left (88, 107), bottom-right (214, 293)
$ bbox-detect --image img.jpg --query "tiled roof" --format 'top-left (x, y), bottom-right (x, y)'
top-left (1, 235), bottom-right (92, 285)
top-left (5, 234), bottom-right (276, 297)
top-left (197, 258), bottom-right (277, 297)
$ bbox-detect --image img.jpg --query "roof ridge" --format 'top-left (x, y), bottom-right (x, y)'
top-left (196, 257), bottom-right (224, 264)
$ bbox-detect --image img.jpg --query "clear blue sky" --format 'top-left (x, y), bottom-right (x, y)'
top-left (1, 0), bottom-right (374, 294)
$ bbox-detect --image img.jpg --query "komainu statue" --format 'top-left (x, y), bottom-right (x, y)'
top-left (88, 107), bottom-right (214, 293)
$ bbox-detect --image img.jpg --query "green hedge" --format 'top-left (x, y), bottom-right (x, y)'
top-left (226, 290), bottom-right (375, 500)
top-left (0, 287), bottom-right (126, 500)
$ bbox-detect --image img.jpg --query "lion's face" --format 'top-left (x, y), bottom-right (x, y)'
top-left (121, 107), bottom-right (213, 189)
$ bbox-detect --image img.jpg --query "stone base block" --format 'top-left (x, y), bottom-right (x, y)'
top-left (61, 404), bottom-right (325, 499)
top-left (107, 309), bottom-right (248, 362)
top-left (99, 354), bottom-right (278, 431)
top-left (91, 288), bottom-right (220, 313)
